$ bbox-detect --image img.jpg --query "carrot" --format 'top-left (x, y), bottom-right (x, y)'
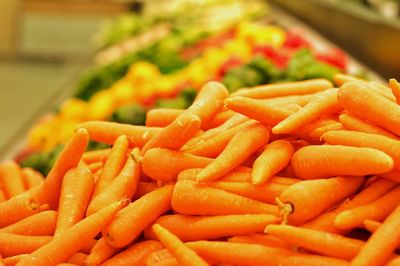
top-left (0, 210), bottom-right (57, 236)
top-left (171, 180), bottom-right (279, 216)
top-left (86, 161), bottom-right (103, 174)
top-left (16, 199), bottom-right (128, 266)
top-left (55, 167), bottom-right (94, 236)
top-left (183, 120), bottom-right (257, 158)
top-left (201, 110), bottom-right (235, 130)
top-left (0, 233), bottom-right (52, 257)
top-left (265, 224), bottom-right (364, 260)
top-left (363, 219), bottom-right (381, 233)
top-left (92, 135), bottom-right (129, 197)
top-left (367, 81), bottom-right (397, 102)
top-left (186, 241), bottom-right (349, 266)
top-left (178, 167), bottom-right (250, 182)
top-left (351, 204), bottom-right (400, 266)
top-left (272, 89), bottom-right (341, 134)
top-left (85, 238), bottom-right (121, 266)
top-left (87, 149), bottom-right (140, 216)
top-left (0, 161), bottom-right (25, 198)
top-left (145, 214), bottom-right (278, 241)
top-left (80, 238), bottom-right (97, 254)
top-left (387, 257), bottom-right (400, 266)
top-left (3, 255), bottom-right (29, 266)
top-left (290, 117), bottom-right (338, 143)
top-left (0, 195), bottom-right (44, 228)
top-left (339, 114), bottom-right (399, 140)
top-left (77, 121), bottom-right (161, 147)
top-left (67, 252), bottom-right (87, 265)
top-left (82, 149), bottom-right (110, 164)
top-left (152, 224), bottom-right (209, 266)
top-left (146, 108), bottom-right (184, 127)
top-left (56, 264), bottom-right (78, 266)
top-left (338, 81), bottom-right (400, 135)
top-left (379, 170), bottom-right (400, 183)
top-left (21, 168), bottom-right (43, 190)
top-left (290, 145), bottom-right (394, 179)
top-left (333, 73), bottom-right (365, 86)
top-left (144, 249), bottom-right (173, 265)
top-left (232, 78), bottom-right (333, 99)
top-left (133, 182), bottom-right (158, 200)
top-left (0, 189), bottom-right (6, 202)
top-left (142, 148), bottom-right (212, 182)
top-left (205, 181), bottom-right (287, 204)
top-left (101, 240), bottom-right (163, 266)
top-left (104, 185), bottom-right (174, 248)
top-left (308, 122), bottom-right (344, 139)
top-left (302, 178), bottom-right (396, 233)
top-left (389, 78), bottom-right (400, 104)
top-left (142, 114), bottom-right (201, 154)
top-left (228, 234), bottom-right (291, 250)
top-left (278, 176), bottom-right (364, 225)
top-left (197, 123), bottom-right (269, 181)
top-left (334, 186), bottom-right (400, 230)
top-left (262, 94), bottom-right (317, 107)
top-left (224, 96), bottom-right (292, 126)
top-left (252, 140), bottom-right (294, 185)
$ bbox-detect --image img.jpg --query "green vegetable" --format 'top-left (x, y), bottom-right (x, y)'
top-left (155, 87), bottom-right (197, 109)
top-left (110, 104), bottom-right (147, 125)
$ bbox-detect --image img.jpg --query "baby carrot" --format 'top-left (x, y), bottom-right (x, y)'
top-left (104, 185), bottom-right (174, 248)
top-left (67, 252), bottom-right (87, 265)
top-left (0, 189), bottom-right (6, 202)
top-left (197, 123), bottom-right (269, 181)
top-left (0, 210), bottom-right (57, 236)
top-left (265, 224), bottom-right (363, 260)
top-left (232, 78), bottom-right (333, 99)
top-left (152, 224), bottom-right (209, 266)
top-left (146, 108), bottom-right (184, 127)
top-left (86, 149), bottom-right (140, 216)
top-left (262, 94), bottom-right (316, 107)
top-left (3, 254), bottom-right (29, 266)
top-left (272, 89), bottom-right (341, 134)
top-left (85, 238), bottom-right (121, 266)
top-left (379, 170), bottom-right (400, 183)
top-left (171, 180), bottom-right (279, 216)
top-left (351, 204), bottom-right (400, 266)
top-left (252, 140), bottom-right (294, 185)
top-left (278, 176), bottom-right (364, 225)
top-left (77, 121), bottom-right (161, 147)
top-left (389, 78), bottom-right (400, 104)
top-left (201, 110), bottom-right (235, 130)
top-left (177, 168), bottom-right (251, 183)
top-left (308, 122), bottom-right (344, 139)
top-left (228, 234), bottom-right (291, 250)
top-left (334, 186), bottom-right (400, 230)
top-left (333, 73), bottom-right (365, 86)
top-left (142, 148), bottom-right (212, 182)
top-left (87, 161), bottom-right (103, 173)
top-left (16, 199), bottom-right (129, 266)
top-left (367, 81), bottom-right (397, 102)
top-left (150, 258), bottom-right (178, 266)
top-left (0, 233), bottom-right (52, 257)
top-left (323, 130), bottom-right (400, 170)
top-left (144, 214), bottom-right (278, 241)
top-left (0, 161), bottom-right (25, 198)
top-left (55, 167), bottom-right (94, 236)
top-left (133, 182), bottom-right (158, 200)
top-left (21, 168), bottom-right (43, 190)
top-left (338, 81), bottom-right (400, 135)
top-left (290, 117), bottom-right (338, 144)
top-left (101, 240), bottom-right (163, 266)
top-left (82, 148), bottom-right (110, 164)
top-left (339, 114), bottom-right (399, 140)
top-left (290, 145), bottom-right (394, 179)
top-left (92, 135), bottom-right (129, 197)
top-left (363, 219), bottom-right (381, 233)
top-left (387, 257), bottom-right (400, 266)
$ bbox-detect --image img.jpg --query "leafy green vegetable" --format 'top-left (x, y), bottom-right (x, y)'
top-left (110, 104), bottom-right (147, 125)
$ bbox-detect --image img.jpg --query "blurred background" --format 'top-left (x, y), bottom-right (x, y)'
top-left (0, 0), bottom-right (399, 171)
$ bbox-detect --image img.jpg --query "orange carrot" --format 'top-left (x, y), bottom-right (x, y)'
top-left (87, 149), bottom-right (140, 216)
top-left (133, 182), bottom-right (158, 200)
top-left (150, 258), bottom-right (179, 266)
top-left (146, 108), bottom-right (184, 127)
top-left (171, 180), bottom-right (279, 216)
top-left (228, 234), bottom-right (291, 250)
top-left (252, 140), bottom-right (294, 185)
top-left (363, 219), bottom-right (380, 233)
top-left (338, 81), bottom-right (400, 135)
top-left (144, 214), bottom-right (278, 241)
top-left (85, 238), bottom-right (121, 266)
top-left (201, 110), bottom-right (235, 130)
top-left (152, 224), bottom-right (209, 266)
top-left (0, 161), bottom-right (25, 198)
top-left (262, 94), bottom-right (316, 107)
top-left (21, 168), bottom-right (43, 190)
top-left (142, 148), bottom-right (212, 182)
top-left (104, 185), bottom-right (174, 248)
top-left (334, 186), bottom-right (400, 230)
top-left (339, 114), bottom-right (399, 140)
top-left (197, 123), bottom-right (269, 181)
top-left (225, 96), bottom-right (292, 126)
top-left (265, 224), bottom-right (363, 260)
top-left (272, 89), bottom-right (341, 134)
top-left (86, 161), bottom-right (103, 174)
top-left (82, 149), bottom-right (111, 164)
top-left (379, 169), bottom-right (400, 183)
top-left (351, 204), bottom-right (400, 266)
top-left (0, 195), bottom-right (44, 228)
top-left (367, 81), bottom-right (397, 102)
top-left (177, 167), bottom-right (251, 183)
top-left (323, 130), bottom-right (400, 170)
top-left (302, 178), bottom-right (396, 233)
top-left (308, 122), bottom-right (344, 139)
top-left (144, 249), bottom-right (174, 265)
top-left (333, 73), bottom-right (365, 86)
top-left (389, 78), bottom-right (400, 104)
top-left (387, 256), bottom-right (400, 266)
top-left (0, 189), bottom-right (6, 202)
top-left (101, 240), bottom-right (163, 266)
top-left (16, 199), bottom-right (128, 266)
top-left (0, 233), bottom-right (52, 257)
top-left (92, 135), bottom-right (129, 197)
top-left (80, 238), bottom-right (97, 254)
top-left (232, 78), bottom-right (333, 99)
top-left (290, 145), bottom-right (393, 179)
top-left (67, 252), bottom-right (87, 265)
top-left (3, 255), bottom-right (29, 266)
top-left (290, 117), bottom-right (338, 144)
top-left (278, 176), bottom-right (364, 225)
top-left (77, 121), bottom-right (161, 147)
top-left (187, 241), bottom-right (349, 266)
top-left (55, 167), bottom-right (94, 236)
top-left (0, 210), bottom-right (57, 236)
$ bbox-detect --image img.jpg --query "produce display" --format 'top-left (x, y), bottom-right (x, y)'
top-left (1, 77), bottom-right (400, 265)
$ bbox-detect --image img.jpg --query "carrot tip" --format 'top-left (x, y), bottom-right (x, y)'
top-left (275, 197), bottom-right (293, 225)
top-left (119, 198), bottom-right (131, 208)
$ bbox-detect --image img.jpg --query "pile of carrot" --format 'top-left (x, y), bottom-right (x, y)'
top-left (1, 75), bottom-right (400, 266)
